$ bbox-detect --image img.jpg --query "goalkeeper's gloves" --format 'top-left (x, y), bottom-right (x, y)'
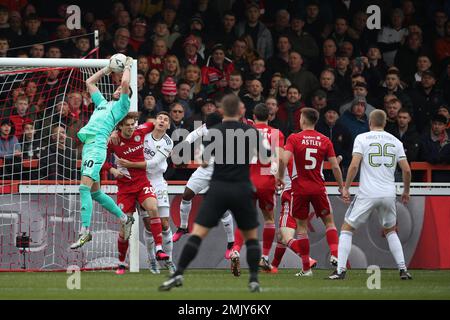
top-left (102, 65), bottom-right (112, 76)
top-left (124, 56), bottom-right (133, 69)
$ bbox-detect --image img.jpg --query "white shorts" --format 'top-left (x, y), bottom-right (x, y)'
top-left (345, 197), bottom-right (397, 230)
top-left (186, 165), bottom-right (213, 194)
top-left (150, 177), bottom-right (170, 210)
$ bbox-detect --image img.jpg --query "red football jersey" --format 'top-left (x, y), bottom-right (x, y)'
top-left (104, 122), bottom-right (154, 189)
top-left (250, 123), bottom-right (285, 180)
top-left (284, 129), bottom-right (335, 195)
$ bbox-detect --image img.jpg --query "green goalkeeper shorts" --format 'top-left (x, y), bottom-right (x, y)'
top-left (80, 141), bottom-right (107, 182)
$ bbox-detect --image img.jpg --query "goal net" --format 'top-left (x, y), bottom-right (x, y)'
top-left (0, 54), bottom-right (138, 271)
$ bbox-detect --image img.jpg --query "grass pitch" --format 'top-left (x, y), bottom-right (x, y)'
top-left (1, 269), bottom-right (449, 300)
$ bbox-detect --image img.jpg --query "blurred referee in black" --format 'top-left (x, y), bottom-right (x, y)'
top-left (159, 94), bottom-right (269, 293)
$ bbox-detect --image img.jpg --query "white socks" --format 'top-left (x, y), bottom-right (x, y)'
top-left (221, 211), bottom-right (235, 243)
top-left (386, 231), bottom-right (407, 270)
top-left (162, 228), bottom-right (173, 260)
top-left (337, 230), bottom-right (353, 274)
top-left (144, 229), bottom-right (156, 261)
top-left (180, 199), bottom-right (192, 229)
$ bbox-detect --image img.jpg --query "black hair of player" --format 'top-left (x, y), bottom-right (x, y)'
top-left (253, 103), bottom-right (269, 122)
top-left (205, 112), bottom-right (223, 128)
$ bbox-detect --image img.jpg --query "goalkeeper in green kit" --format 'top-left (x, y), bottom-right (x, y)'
top-left (70, 56), bottom-right (135, 250)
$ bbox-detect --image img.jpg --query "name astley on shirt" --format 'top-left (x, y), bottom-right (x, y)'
top-left (302, 135), bottom-right (322, 146)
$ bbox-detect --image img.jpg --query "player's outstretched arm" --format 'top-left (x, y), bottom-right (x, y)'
top-left (398, 159), bottom-right (411, 204)
top-left (120, 57), bottom-right (133, 95)
top-left (86, 66), bottom-right (112, 95)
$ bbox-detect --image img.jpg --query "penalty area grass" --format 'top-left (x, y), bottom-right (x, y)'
top-left (0, 269), bottom-right (449, 300)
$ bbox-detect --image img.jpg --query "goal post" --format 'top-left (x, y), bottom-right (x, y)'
top-left (0, 56), bottom-right (140, 272)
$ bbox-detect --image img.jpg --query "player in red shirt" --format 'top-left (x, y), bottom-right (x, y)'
top-left (230, 103), bottom-right (284, 274)
top-left (277, 108), bottom-right (344, 276)
top-left (103, 112), bottom-right (169, 274)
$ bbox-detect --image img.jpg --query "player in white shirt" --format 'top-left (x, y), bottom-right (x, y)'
top-left (142, 112), bottom-right (175, 274)
top-left (172, 112), bottom-right (236, 259)
top-left (329, 110), bottom-right (412, 280)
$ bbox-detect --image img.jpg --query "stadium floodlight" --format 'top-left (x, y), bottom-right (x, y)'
top-left (0, 56), bottom-right (139, 272)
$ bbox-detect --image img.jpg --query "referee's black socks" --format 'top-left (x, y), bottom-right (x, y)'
top-left (174, 235), bottom-right (202, 276)
top-left (246, 239), bottom-right (261, 283)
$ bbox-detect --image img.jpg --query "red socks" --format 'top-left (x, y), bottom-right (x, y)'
top-left (150, 217), bottom-right (163, 247)
top-left (326, 226), bottom-right (339, 257)
top-left (287, 233), bottom-right (310, 271)
top-left (118, 235), bottom-right (129, 262)
top-left (262, 223), bottom-right (276, 256)
top-left (271, 242), bottom-right (286, 268)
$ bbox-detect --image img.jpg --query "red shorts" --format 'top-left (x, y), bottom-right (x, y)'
top-left (279, 189), bottom-right (297, 229)
top-left (117, 181), bottom-right (156, 213)
top-left (291, 192), bottom-right (332, 221)
top-left (253, 187), bottom-right (276, 211)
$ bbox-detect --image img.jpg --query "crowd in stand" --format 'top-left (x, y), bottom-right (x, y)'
top-left (0, 0), bottom-right (450, 181)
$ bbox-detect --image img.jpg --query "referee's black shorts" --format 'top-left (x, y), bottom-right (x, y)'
top-left (195, 180), bottom-right (259, 231)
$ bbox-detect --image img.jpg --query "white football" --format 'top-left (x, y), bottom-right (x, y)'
top-left (109, 53), bottom-right (127, 73)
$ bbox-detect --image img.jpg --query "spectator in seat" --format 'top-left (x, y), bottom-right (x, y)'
top-left (145, 67), bottom-right (162, 99)
top-left (147, 38), bottom-right (167, 72)
top-left (330, 16), bottom-right (353, 49)
top-left (0, 118), bottom-right (21, 160)
top-left (39, 125), bottom-right (77, 180)
top-left (184, 98), bottom-right (217, 131)
top-left (20, 13), bottom-right (48, 46)
top-left (316, 105), bottom-right (352, 169)
top-left (46, 45), bottom-right (62, 58)
top-left (338, 96), bottom-right (369, 140)
top-left (392, 108), bottom-right (420, 162)
top-left (102, 27), bottom-right (137, 58)
top-left (385, 98), bottom-right (403, 135)
top-left (270, 9), bottom-right (290, 44)
top-left (161, 54), bottom-right (181, 83)
top-left (268, 73), bottom-right (282, 98)
top-left (137, 55), bottom-right (149, 75)
top-left (156, 77), bottom-right (178, 113)
top-left (229, 37), bottom-right (250, 76)
top-left (435, 20), bottom-right (450, 63)
top-left (419, 114), bottom-right (450, 181)
top-left (167, 102), bottom-right (186, 137)
top-left (394, 32), bottom-right (431, 84)
top-left (319, 69), bottom-right (343, 109)
top-left (242, 79), bottom-right (264, 119)
top-left (224, 70), bottom-right (245, 98)
top-left (339, 81), bottom-right (375, 117)
top-left (0, 36), bottom-right (10, 57)
top-left (376, 69), bottom-right (413, 111)
top-left (287, 51), bottom-right (319, 103)
top-left (235, 2), bottom-right (273, 60)
top-left (176, 79), bottom-right (193, 118)
top-left (377, 8), bottom-right (407, 67)
top-left (266, 34), bottom-right (291, 76)
top-left (276, 77), bottom-right (291, 106)
top-left (408, 54), bottom-right (433, 88)
top-left (310, 89), bottom-right (328, 114)
top-left (409, 70), bottom-right (445, 134)
top-left (138, 93), bottom-right (157, 124)
top-left (180, 34), bottom-right (204, 69)
top-left (67, 91), bottom-right (89, 124)
top-left (29, 43), bottom-right (44, 58)
top-left (209, 11), bottom-right (237, 51)
top-left (9, 95), bottom-right (33, 138)
top-left (73, 36), bottom-right (91, 58)
top-left (248, 57), bottom-right (270, 91)
top-left (287, 13), bottom-right (319, 68)
top-left (128, 17), bottom-right (148, 54)
top-left (335, 50), bottom-right (352, 99)
top-left (183, 64), bottom-right (203, 100)
top-left (303, 0), bottom-right (328, 46)
top-left (19, 121), bottom-right (40, 159)
top-left (277, 85), bottom-right (304, 137)
top-left (438, 105), bottom-right (450, 129)
top-left (201, 43), bottom-right (234, 95)
top-left (364, 44), bottom-right (388, 90)
top-left (265, 96), bottom-right (285, 134)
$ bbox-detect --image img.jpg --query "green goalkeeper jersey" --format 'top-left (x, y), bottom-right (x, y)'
top-left (77, 90), bottom-right (130, 145)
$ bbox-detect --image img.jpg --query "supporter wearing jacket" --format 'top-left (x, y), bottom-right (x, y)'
top-left (201, 44), bottom-right (234, 96)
